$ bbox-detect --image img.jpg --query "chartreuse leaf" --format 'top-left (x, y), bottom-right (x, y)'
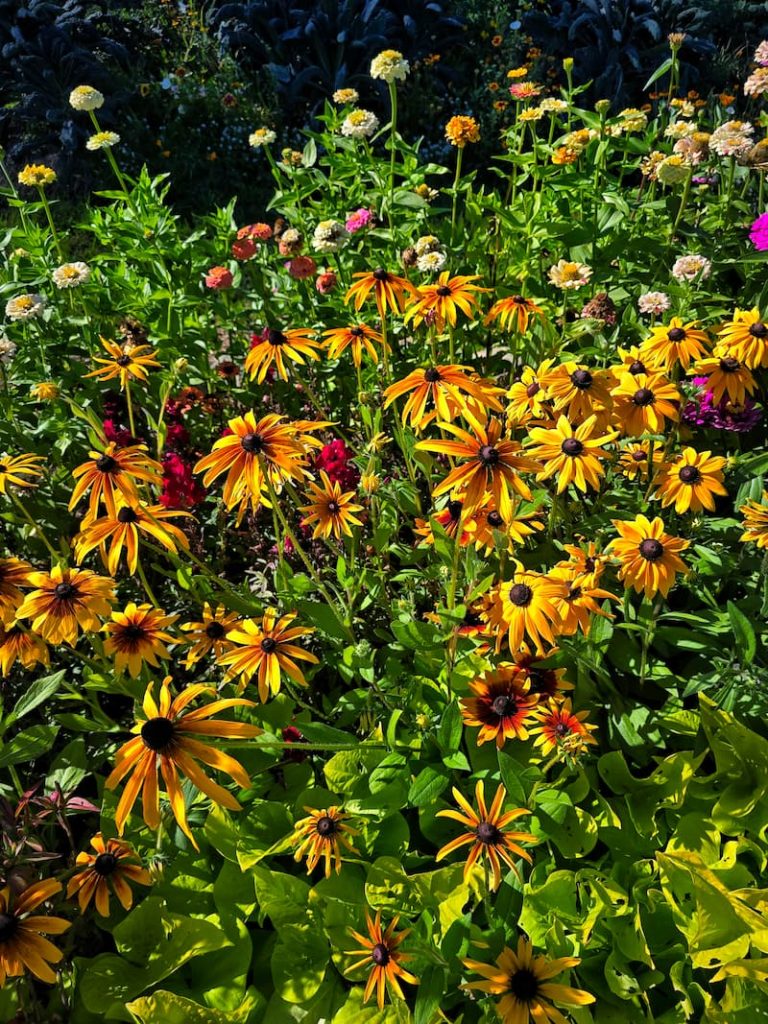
top-left (598, 749), bottom-right (706, 837)
top-left (271, 921), bottom-right (329, 1003)
top-left (250, 865), bottom-right (311, 927)
top-left (126, 989), bottom-right (263, 1023)
top-left (698, 696), bottom-right (768, 834)
top-left (519, 871), bottom-right (581, 945)
top-left (6, 669), bottom-right (65, 725)
top-left (334, 986), bottom-right (412, 1023)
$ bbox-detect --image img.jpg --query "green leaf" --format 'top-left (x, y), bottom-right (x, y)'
top-left (643, 57), bottom-right (674, 91)
top-left (408, 766), bottom-right (449, 808)
top-left (6, 670), bottom-right (65, 726)
top-left (271, 922), bottom-right (328, 1003)
top-left (0, 724), bottom-right (59, 767)
top-left (436, 701), bottom-right (462, 754)
top-left (127, 990), bottom-right (263, 1023)
top-left (727, 601), bottom-right (757, 665)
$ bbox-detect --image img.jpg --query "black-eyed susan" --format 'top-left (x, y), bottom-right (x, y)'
top-left (512, 645), bottom-right (573, 701)
top-left (484, 567), bottom-right (567, 655)
top-left (654, 447), bottom-right (727, 513)
top-left (84, 337), bottom-right (160, 388)
top-left (66, 834), bottom-right (151, 916)
top-left (0, 879), bottom-right (69, 986)
top-left (322, 324), bottom-right (386, 366)
top-left (607, 514), bottom-right (689, 599)
top-left (404, 272), bottom-right (486, 331)
top-left (557, 541), bottom-right (608, 588)
top-left (618, 441), bottom-right (664, 481)
top-left (104, 602), bottom-right (178, 678)
top-left (740, 493), bottom-right (768, 548)
top-left (717, 307), bottom-right (768, 368)
top-left (550, 566), bottom-right (616, 636)
top-left (538, 362), bottom-right (614, 425)
top-left (299, 471), bottom-right (364, 540)
top-left (0, 557), bottom-right (32, 623)
top-left (463, 936), bottom-right (595, 1023)
top-left (692, 350), bottom-right (757, 405)
top-left (70, 443), bottom-right (163, 518)
top-left (485, 293), bottom-right (544, 334)
top-left (345, 268), bottom-right (417, 317)
top-left (532, 698), bottom-right (598, 756)
top-left (640, 317), bottom-right (709, 370)
top-left (217, 610), bottom-right (318, 701)
top-left (194, 412), bottom-right (309, 511)
top-left (292, 806), bottom-right (359, 876)
top-left (180, 603), bottom-right (240, 669)
top-left (470, 497), bottom-right (544, 555)
top-left (414, 499), bottom-right (475, 546)
top-left (0, 453), bottom-right (45, 493)
top-left (384, 364), bottom-right (502, 431)
top-left (74, 502), bottom-right (190, 575)
top-left (527, 414), bottom-right (617, 493)
top-left (436, 781), bottom-right (535, 890)
top-left (611, 371), bottom-right (680, 436)
top-left (105, 676), bottom-right (261, 848)
top-left (459, 665), bottom-right (539, 746)
top-left (244, 327), bottom-right (323, 383)
top-left (344, 910), bottom-right (418, 1010)
top-left (416, 417), bottom-right (541, 519)
top-left (612, 345), bottom-right (662, 377)
top-left (0, 623), bottom-right (49, 676)
top-left (16, 565), bottom-right (114, 646)
top-left (506, 362), bottom-right (554, 426)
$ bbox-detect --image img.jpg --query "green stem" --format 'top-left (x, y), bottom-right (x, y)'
top-left (9, 490), bottom-right (59, 559)
top-left (671, 170), bottom-right (692, 241)
top-left (38, 188), bottom-right (63, 259)
top-left (387, 81), bottom-right (398, 227)
top-left (137, 555), bottom-right (161, 608)
top-left (450, 146), bottom-right (464, 248)
top-left (125, 378), bottom-right (137, 438)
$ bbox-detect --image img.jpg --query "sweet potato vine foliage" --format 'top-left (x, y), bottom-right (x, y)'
top-left (1, 37), bottom-right (768, 1024)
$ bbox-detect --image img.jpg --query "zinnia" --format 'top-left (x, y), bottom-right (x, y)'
top-left (205, 266), bottom-right (233, 290)
top-left (749, 213), bottom-right (768, 252)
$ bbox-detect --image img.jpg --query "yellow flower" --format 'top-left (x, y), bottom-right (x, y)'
top-left (18, 164), bottom-right (57, 188)
top-left (507, 66), bottom-right (529, 79)
top-left (86, 131), bottom-right (120, 151)
top-left (653, 447), bottom-right (728, 514)
top-left (445, 115), bottom-right (481, 147)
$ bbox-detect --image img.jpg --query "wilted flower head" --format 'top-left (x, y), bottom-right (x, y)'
top-left (18, 164), bottom-right (57, 188)
top-left (414, 235), bottom-right (443, 257)
top-left (52, 262), bottom-right (91, 289)
top-left (30, 381), bottom-right (59, 400)
top-left (285, 256), bottom-right (317, 279)
top-left (70, 85), bottom-right (104, 110)
top-left (370, 49), bottom-right (410, 83)
top-left (668, 32), bottom-right (686, 49)
top-left (5, 294), bottom-right (45, 321)
top-left (749, 212), bottom-right (768, 252)
top-left (548, 260), bottom-right (592, 290)
top-left (671, 254), bottom-right (711, 282)
top-left (580, 292), bottom-right (617, 324)
top-left (641, 151), bottom-right (666, 180)
top-left (638, 291), bottom-right (671, 316)
top-left (312, 219), bottom-right (349, 253)
top-left (413, 183), bottom-right (439, 202)
top-left (281, 148), bottom-right (304, 167)
top-left (445, 115), bottom-right (480, 147)
top-left (0, 337), bottom-right (17, 364)
top-left (341, 109), bottom-right (379, 138)
top-left (315, 269), bottom-right (337, 294)
top-left (86, 131), bottom-right (120, 151)
top-left (333, 88), bottom-right (359, 104)
top-left (709, 120), bottom-right (754, 158)
top-left (249, 127), bottom-right (276, 148)
top-left (278, 227), bottom-right (303, 256)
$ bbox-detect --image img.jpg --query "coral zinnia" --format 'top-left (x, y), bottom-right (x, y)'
top-left (460, 665), bottom-right (539, 746)
top-left (66, 834), bottom-right (151, 916)
top-left (0, 879), bottom-right (69, 986)
top-left (217, 610), bottom-right (318, 700)
top-left (653, 447), bottom-right (727, 513)
top-left (292, 806), bottom-right (359, 876)
top-left (526, 414), bottom-right (617, 493)
top-left (344, 910), bottom-right (418, 1009)
top-left (463, 936), bottom-right (595, 1023)
top-left (16, 566), bottom-right (114, 646)
top-left (607, 515), bottom-right (689, 599)
top-left (436, 781), bottom-right (535, 890)
top-left (105, 676), bottom-right (261, 848)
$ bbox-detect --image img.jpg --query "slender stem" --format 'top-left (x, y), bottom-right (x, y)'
top-left (671, 169), bottom-right (692, 241)
top-left (450, 147), bottom-right (464, 248)
top-left (387, 81), bottom-right (398, 227)
top-left (125, 378), bottom-right (137, 438)
top-left (9, 490), bottom-right (59, 558)
top-left (136, 555), bottom-right (161, 607)
top-left (38, 188), bottom-right (63, 259)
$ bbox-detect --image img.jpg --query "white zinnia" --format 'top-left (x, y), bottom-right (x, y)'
top-left (52, 262), bottom-right (91, 289)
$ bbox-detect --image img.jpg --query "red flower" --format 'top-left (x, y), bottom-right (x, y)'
top-left (160, 452), bottom-right (206, 508)
top-left (238, 223), bottom-right (272, 241)
top-left (232, 238), bottom-right (257, 260)
top-left (205, 266), bottom-right (233, 289)
top-left (102, 419), bottom-right (139, 447)
top-left (164, 422), bottom-right (190, 450)
top-left (286, 256), bottom-right (317, 279)
top-left (315, 439), bottom-right (359, 491)
top-left (316, 270), bottom-right (337, 294)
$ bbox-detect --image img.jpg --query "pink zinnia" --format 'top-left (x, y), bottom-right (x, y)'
top-left (205, 266), bottom-right (233, 289)
top-left (345, 208), bottom-right (373, 233)
top-left (749, 212), bottom-right (768, 252)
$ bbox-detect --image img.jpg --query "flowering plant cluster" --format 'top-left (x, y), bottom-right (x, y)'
top-left (1, 37), bottom-right (768, 1024)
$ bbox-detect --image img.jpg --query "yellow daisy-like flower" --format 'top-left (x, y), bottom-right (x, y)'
top-left (18, 164), bottom-right (57, 188)
top-left (180, 604), bottom-right (240, 669)
top-left (639, 316), bottom-right (709, 370)
top-left (531, 698), bottom-right (599, 756)
top-left (484, 569), bottom-right (567, 655)
top-left (0, 453), bottom-right (45, 493)
top-left (506, 362), bottom-right (554, 426)
top-left (244, 327), bottom-right (323, 383)
top-left (485, 293), bottom-right (544, 334)
top-left (607, 515), bottom-right (689, 599)
top-left (322, 324), bottom-right (386, 367)
top-left (693, 350), bottom-right (757, 405)
top-left (717, 308), bottom-right (768, 368)
top-left (618, 441), bottom-right (664, 481)
top-left (384, 364), bottom-right (502, 431)
top-left (538, 362), bottom-right (613, 424)
top-left (526, 414), bottom-right (617, 493)
top-left (653, 447), bottom-right (727, 513)
top-left (70, 442), bottom-right (163, 519)
top-left (0, 879), bottom-right (69, 986)
top-left (344, 910), bottom-right (418, 1010)
top-left (299, 470), bottom-right (364, 540)
top-left (16, 565), bottom-right (114, 646)
top-left (740, 492), bottom-right (768, 549)
top-left (30, 382), bottom-right (60, 401)
top-left (74, 502), bottom-right (190, 575)
top-left (84, 337), bottom-right (160, 389)
top-left (292, 806), bottom-right (359, 877)
top-left (0, 624), bottom-right (49, 676)
top-left (217, 610), bottom-right (319, 700)
top-left (404, 272), bottom-right (486, 331)
top-left (345, 268), bottom-right (417, 318)
top-left (610, 371), bottom-right (680, 436)
top-left (66, 834), bottom-right (151, 917)
top-left (103, 602), bottom-right (178, 678)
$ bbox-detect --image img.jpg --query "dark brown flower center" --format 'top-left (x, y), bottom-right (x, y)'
top-left (512, 295), bottom-right (526, 305)
top-left (491, 694), bottom-right (516, 717)
top-left (508, 583), bottom-right (533, 607)
top-left (424, 367), bottom-right (442, 382)
top-left (267, 329), bottom-right (287, 347)
top-left (327, 501), bottom-right (341, 515)
top-left (141, 716), bottom-right (175, 751)
top-left (436, 285), bottom-right (452, 297)
top-left (371, 942), bottom-right (390, 966)
top-left (555, 722), bottom-right (570, 736)
top-left (525, 381), bottom-right (540, 398)
top-left (96, 455), bottom-right (119, 473)
top-left (116, 354), bottom-right (133, 367)
top-left (117, 507), bottom-right (138, 523)
top-left (487, 510), bottom-right (503, 528)
top-left (447, 500), bottom-right (463, 521)
top-left (240, 433), bottom-right (265, 454)
top-left (479, 444), bottom-right (500, 466)
top-left (476, 821), bottom-right (502, 844)
top-left (349, 327), bottom-right (364, 337)
top-left (628, 360), bottom-right (646, 374)
top-left (561, 438), bottom-right (583, 456)
top-left (315, 815), bottom-right (338, 837)
top-left (0, 913), bottom-right (18, 943)
top-left (372, 268), bottom-right (389, 282)
top-left (94, 852), bottom-right (119, 876)
top-left (667, 327), bottom-right (686, 341)
top-left (508, 967), bottom-right (540, 1002)
top-left (632, 388), bottom-right (654, 407)
top-left (206, 621), bottom-right (226, 639)
top-left (462, 610), bottom-right (483, 627)
top-left (719, 357), bottom-right (740, 373)
top-left (261, 637), bottom-right (277, 653)
top-left (678, 465), bottom-right (700, 484)
top-left (749, 322), bottom-right (767, 338)
top-left (527, 667), bottom-right (556, 695)
top-left (631, 450), bottom-right (647, 462)
top-left (119, 623), bottom-right (147, 642)
top-left (639, 538), bottom-right (664, 561)
top-left (570, 369), bottom-right (593, 389)
top-left (54, 582), bottom-right (77, 601)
